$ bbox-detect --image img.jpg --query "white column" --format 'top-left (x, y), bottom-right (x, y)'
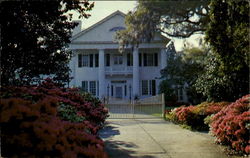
top-left (133, 48), bottom-right (139, 97)
top-left (98, 49), bottom-right (105, 98)
top-left (69, 50), bottom-right (76, 87)
top-left (161, 48), bottom-right (167, 69)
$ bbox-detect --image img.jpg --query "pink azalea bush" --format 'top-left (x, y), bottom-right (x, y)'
top-left (210, 95), bottom-right (250, 155)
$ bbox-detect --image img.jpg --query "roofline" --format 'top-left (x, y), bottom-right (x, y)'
top-left (71, 10), bottom-right (126, 41)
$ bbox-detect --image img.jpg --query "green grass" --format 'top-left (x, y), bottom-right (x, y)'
top-left (134, 104), bottom-right (162, 117)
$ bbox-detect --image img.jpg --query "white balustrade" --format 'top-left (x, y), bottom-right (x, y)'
top-left (105, 66), bottom-right (133, 75)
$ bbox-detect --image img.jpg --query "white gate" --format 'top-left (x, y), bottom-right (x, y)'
top-left (105, 94), bottom-right (165, 119)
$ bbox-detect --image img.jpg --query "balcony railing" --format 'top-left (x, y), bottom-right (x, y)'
top-left (105, 66), bottom-right (133, 75)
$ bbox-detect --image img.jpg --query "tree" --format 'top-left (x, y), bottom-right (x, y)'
top-left (0, 0), bottom-right (94, 86)
top-left (160, 41), bottom-right (208, 104)
top-left (116, 0), bottom-right (210, 50)
top-left (195, 0), bottom-right (249, 101)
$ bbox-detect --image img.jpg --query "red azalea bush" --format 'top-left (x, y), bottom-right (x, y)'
top-left (166, 102), bottom-right (230, 130)
top-left (210, 95), bottom-right (250, 155)
top-left (0, 79), bottom-right (108, 157)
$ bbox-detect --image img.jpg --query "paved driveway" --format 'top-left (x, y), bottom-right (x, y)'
top-left (99, 119), bottom-right (239, 158)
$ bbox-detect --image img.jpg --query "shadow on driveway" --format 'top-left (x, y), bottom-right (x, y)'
top-left (99, 122), bottom-right (157, 158)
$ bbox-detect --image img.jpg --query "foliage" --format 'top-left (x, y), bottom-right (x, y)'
top-left (58, 103), bottom-right (85, 123)
top-left (0, 98), bottom-right (108, 158)
top-left (0, 79), bottom-right (108, 157)
top-left (116, 0), bottom-right (210, 50)
top-left (195, 0), bottom-right (250, 101)
top-left (0, 0), bottom-right (94, 86)
top-left (166, 101), bottom-right (230, 131)
top-left (210, 95), bottom-right (250, 155)
top-left (159, 80), bottom-right (177, 103)
top-left (160, 41), bottom-right (208, 104)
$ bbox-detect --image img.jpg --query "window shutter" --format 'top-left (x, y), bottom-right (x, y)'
top-left (139, 53), bottom-right (142, 66)
top-left (90, 54), bottom-right (93, 67)
top-left (111, 85), bottom-right (113, 96)
top-left (154, 53), bottom-right (158, 66)
top-left (127, 53), bottom-right (130, 66)
top-left (78, 54), bottom-right (82, 67)
top-left (95, 54), bottom-right (99, 67)
top-left (82, 81), bottom-right (88, 92)
top-left (143, 53), bottom-right (147, 66)
top-left (152, 80), bottom-right (156, 95)
top-left (106, 54), bottom-right (110, 66)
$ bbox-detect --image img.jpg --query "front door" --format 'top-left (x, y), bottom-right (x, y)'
top-left (115, 86), bottom-right (123, 98)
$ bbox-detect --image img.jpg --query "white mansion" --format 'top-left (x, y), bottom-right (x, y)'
top-left (69, 10), bottom-right (187, 102)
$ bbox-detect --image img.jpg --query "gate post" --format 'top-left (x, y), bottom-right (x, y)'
top-left (161, 93), bottom-right (165, 118)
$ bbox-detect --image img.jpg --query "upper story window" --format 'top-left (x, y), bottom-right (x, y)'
top-left (142, 53), bottom-right (158, 67)
top-left (114, 55), bottom-right (123, 65)
top-left (82, 55), bottom-right (89, 67)
top-left (78, 54), bottom-right (99, 67)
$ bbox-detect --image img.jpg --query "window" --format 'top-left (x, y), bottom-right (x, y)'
top-left (142, 53), bottom-right (158, 67)
top-left (147, 54), bottom-right (154, 66)
top-left (78, 54), bottom-right (97, 67)
top-left (82, 81), bottom-right (88, 92)
top-left (82, 55), bottom-right (89, 67)
top-left (106, 54), bottom-right (110, 66)
top-left (95, 54), bottom-right (99, 67)
top-left (114, 55), bottom-right (123, 65)
top-left (175, 86), bottom-right (183, 101)
top-left (89, 81), bottom-right (96, 95)
top-left (127, 53), bottom-right (133, 66)
top-left (141, 80), bottom-right (156, 95)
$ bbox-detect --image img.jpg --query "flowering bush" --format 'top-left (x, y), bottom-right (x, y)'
top-left (0, 79), bottom-right (108, 157)
top-left (166, 102), bottom-right (230, 130)
top-left (210, 95), bottom-right (250, 155)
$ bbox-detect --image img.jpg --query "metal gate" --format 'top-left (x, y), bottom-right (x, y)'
top-left (105, 94), bottom-right (165, 119)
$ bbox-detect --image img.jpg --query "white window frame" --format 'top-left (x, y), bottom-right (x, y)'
top-left (114, 55), bottom-right (123, 65)
top-left (89, 81), bottom-right (96, 96)
top-left (82, 55), bottom-right (89, 67)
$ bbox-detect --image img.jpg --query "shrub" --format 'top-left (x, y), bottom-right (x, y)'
top-left (0, 79), bottom-right (109, 157)
top-left (0, 97), bottom-right (108, 158)
top-left (210, 95), bottom-right (250, 155)
top-left (166, 101), bottom-right (230, 131)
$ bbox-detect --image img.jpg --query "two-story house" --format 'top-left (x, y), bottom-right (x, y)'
top-left (69, 10), bottom-right (183, 101)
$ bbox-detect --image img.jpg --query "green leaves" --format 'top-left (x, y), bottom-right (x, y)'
top-left (0, 0), bottom-right (94, 86)
top-left (58, 103), bottom-right (85, 123)
top-left (200, 0), bottom-right (249, 101)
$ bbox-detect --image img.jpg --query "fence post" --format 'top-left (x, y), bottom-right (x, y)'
top-left (161, 93), bottom-right (165, 118)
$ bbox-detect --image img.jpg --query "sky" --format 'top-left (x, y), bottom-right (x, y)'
top-left (72, 0), bottom-right (201, 51)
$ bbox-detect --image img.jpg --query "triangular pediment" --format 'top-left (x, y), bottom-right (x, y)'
top-left (71, 10), bottom-right (170, 44)
top-left (71, 10), bottom-right (126, 43)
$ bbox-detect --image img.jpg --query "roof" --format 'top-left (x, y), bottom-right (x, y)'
top-left (71, 10), bottom-right (126, 41)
